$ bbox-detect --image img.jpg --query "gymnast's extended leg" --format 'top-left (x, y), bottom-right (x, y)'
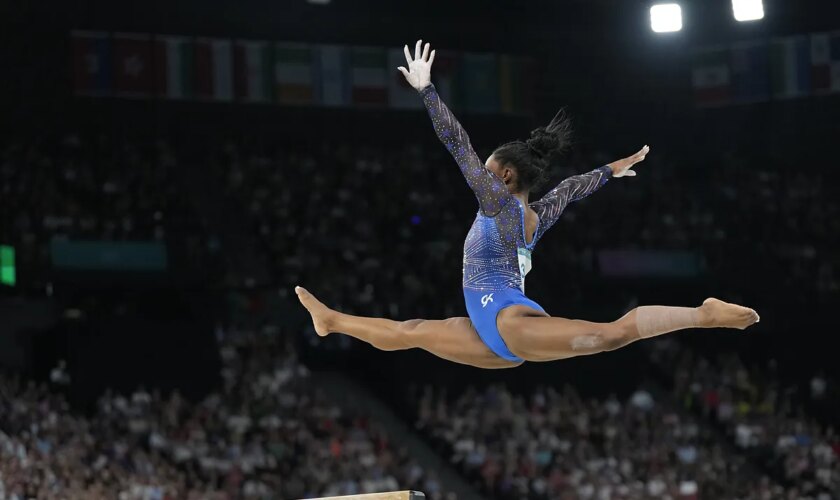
top-left (294, 287), bottom-right (519, 369)
top-left (496, 298), bottom-right (759, 362)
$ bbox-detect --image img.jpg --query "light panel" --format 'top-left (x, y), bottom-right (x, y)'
top-left (732, 0), bottom-right (764, 22)
top-left (650, 4), bottom-right (683, 33)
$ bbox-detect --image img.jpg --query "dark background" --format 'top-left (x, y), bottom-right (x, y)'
top-left (1, 0), bottom-right (839, 405)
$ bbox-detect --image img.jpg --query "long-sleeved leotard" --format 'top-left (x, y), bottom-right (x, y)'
top-left (529, 168), bottom-right (612, 242)
top-left (421, 83), bottom-right (612, 293)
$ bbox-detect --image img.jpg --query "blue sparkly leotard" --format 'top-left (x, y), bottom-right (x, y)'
top-left (420, 84), bottom-right (612, 362)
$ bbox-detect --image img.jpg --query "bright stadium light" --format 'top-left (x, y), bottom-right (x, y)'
top-left (650, 4), bottom-right (683, 33)
top-left (732, 0), bottom-right (764, 21)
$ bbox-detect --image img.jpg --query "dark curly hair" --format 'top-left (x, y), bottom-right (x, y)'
top-left (492, 109), bottom-right (573, 192)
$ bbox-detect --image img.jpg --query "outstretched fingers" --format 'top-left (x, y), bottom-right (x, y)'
top-left (398, 40), bottom-right (435, 90)
top-left (404, 40), bottom-right (434, 65)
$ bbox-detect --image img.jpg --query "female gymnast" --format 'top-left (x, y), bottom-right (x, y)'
top-left (295, 40), bottom-right (759, 369)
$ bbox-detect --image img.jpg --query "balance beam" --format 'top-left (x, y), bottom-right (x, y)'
top-left (300, 491), bottom-right (425, 500)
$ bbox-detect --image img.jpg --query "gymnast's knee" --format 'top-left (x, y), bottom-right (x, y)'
top-left (499, 324), bottom-right (547, 362)
top-left (601, 321), bottom-right (638, 351)
top-left (565, 326), bottom-right (633, 354)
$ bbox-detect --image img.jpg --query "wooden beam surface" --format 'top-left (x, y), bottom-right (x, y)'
top-left (300, 491), bottom-right (425, 500)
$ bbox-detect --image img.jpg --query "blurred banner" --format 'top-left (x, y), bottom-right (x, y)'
top-left (317, 45), bottom-right (350, 107)
top-left (731, 41), bottom-right (770, 104)
top-left (387, 48), bottom-right (424, 110)
top-left (460, 52), bottom-right (500, 114)
top-left (350, 46), bottom-right (388, 106)
top-left (51, 240), bottom-right (167, 271)
top-left (112, 33), bottom-right (153, 97)
top-left (72, 31), bottom-right (112, 96)
top-left (194, 38), bottom-right (234, 102)
top-left (597, 250), bottom-right (704, 278)
top-left (770, 36), bottom-right (812, 99)
top-left (691, 30), bottom-right (840, 107)
top-left (275, 42), bottom-right (315, 105)
top-left (499, 54), bottom-right (534, 114)
top-left (154, 36), bottom-right (194, 100)
top-left (812, 32), bottom-right (840, 94)
top-left (233, 40), bottom-right (272, 103)
top-left (431, 50), bottom-right (461, 109)
top-left (69, 31), bottom-right (534, 114)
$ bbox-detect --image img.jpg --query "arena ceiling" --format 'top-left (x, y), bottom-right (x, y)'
top-left (7, 0), bottom-right (840, 50)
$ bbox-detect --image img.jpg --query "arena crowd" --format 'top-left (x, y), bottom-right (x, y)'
top-left (0, 326), bottom-right (446, 499)
top-left (1, 128), bottom-right (836, 499)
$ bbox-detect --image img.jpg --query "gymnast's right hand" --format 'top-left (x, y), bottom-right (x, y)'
top-left (398, 39), bottom-right (436, 91)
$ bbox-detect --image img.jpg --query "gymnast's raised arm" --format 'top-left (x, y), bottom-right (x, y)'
top-left (530, 145), bottom-right (650, 237)
top-left (398, 40), bottom-right (511, 216)
top-left (530, 166), bottom-right (613, 235)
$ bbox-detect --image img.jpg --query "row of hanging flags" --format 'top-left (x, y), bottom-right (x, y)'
top-left (692, 31), bottom-right (840, 107)
top-left (71, 31), bottom-right (534, 114)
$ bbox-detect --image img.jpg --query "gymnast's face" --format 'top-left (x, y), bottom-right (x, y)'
top-left (486, 155), bottom-right (519, 194)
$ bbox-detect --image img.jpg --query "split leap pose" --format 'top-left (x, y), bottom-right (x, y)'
top-left (296, 40), bottom-right (759, 369)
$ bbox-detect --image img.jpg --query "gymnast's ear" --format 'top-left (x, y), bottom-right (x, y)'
top-left (501, 165), bottom-right (516, 186)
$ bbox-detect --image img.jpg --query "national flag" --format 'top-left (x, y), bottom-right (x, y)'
top-left (350, 46), bottom-right (388, 106)
top-left (194, 38), bottom-right (233, 102)
top-left (387, 47), bottom-right (422, 109)
top-left (432, 50), bottom-right (461, 109)
top-left (112, 33), bottom-right (153, 97)
top-left (498, 54), bottom-right (534, 114)
top-left (770, 36), bottom-right (811, 99)
top-left (71, 31), bottom-right (111, 96)
top-left (833, 32), bottom-right (840, 93)
top-left (811, 32), bottom-right (840, 94)
top-left (730, 41), bottom-right (769, 103)
top-left (317, 45), bottom-right (350, 107)
top-left (275, 43), bottom-right (315, 104)
top-left (153, 35), bottom-right (193, 99)
top-left (460, 53), bottom-right (499, 113)
top-left (233, 40), bottom-right (273, 102)
top-left (691, 47), bottom-right (730, 107)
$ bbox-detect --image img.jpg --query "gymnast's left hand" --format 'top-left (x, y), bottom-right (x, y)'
top-left (397, 39), bottom-right (436, 91)
top-left (607, 145), bottom-right (649, 178)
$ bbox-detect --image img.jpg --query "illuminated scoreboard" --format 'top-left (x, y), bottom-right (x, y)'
top-left (1, 245), bottom-right (15, 286)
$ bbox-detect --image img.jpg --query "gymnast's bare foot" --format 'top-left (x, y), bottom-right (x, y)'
top-left (295, 286), bottom-right (337, 337)
top-left (698, 298), bottom-right (760, 330)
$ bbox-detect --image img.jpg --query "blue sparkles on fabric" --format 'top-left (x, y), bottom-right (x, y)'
top-left (421, 84), bottom-right (612, 293)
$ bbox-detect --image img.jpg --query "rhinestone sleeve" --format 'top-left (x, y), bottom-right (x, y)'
top-left (530, 166), bottom-right (612, 241)
top-left (420, 84), bottom-right (512, 216)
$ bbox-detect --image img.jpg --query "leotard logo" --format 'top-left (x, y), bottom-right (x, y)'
top-left (481, 293), bottom-right (494, 307)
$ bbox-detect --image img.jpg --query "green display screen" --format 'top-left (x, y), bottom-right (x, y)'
top-left (0, 245), bottom-right (15, 286)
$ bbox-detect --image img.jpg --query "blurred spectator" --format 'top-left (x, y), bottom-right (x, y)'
top-left (409, 382), bottom-right (770, 500)
top-left (0, 133), bottom-right (221, 289)
top-left (200, 137), bottom-right (840, 327)
top-left (810, 374), bottom-right (826, 401)
top-left (49, 360), bottom-right (70, 387)
top-left (653, 340), bottom-right (840, 499)
top-left (0, 327), bottom-right (450, 500)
